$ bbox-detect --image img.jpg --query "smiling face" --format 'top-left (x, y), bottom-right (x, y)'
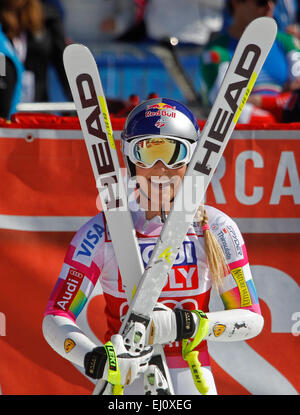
top-left (135, 161), bottom-right (187, 219)
top-left (120, 98), bottom-right (202, 219)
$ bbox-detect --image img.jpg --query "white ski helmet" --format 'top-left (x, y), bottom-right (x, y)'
top-left (121, 97), bottom-right (201, 176)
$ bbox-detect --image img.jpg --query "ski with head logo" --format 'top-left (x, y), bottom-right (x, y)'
top-left (63, 43), bottom-right (174, 395)
top-left (117, 16), bottom-right (277, 388)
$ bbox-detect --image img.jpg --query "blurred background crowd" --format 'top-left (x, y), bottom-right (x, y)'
top-left (0, 0), bottom-right (300, 122)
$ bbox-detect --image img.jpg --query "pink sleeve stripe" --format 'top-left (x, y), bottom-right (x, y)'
top-left (64, 245), bottom-right (101, 286)
top-left (243, 303), bottom-right (262, 315)
top-left (228, 244), bottom-right (249, 270)
top-left (44, 305), bottom-right (77, 322)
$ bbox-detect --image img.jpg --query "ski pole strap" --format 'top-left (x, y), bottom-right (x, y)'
top-left (182, 310), bottom-right (210, 395)
top-left (103, 341), bottom-right (122, 388)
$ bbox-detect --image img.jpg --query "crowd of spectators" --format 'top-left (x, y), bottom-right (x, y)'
top-left (201, 0), bottom-right (300, 123)
top-left (0, 0), bottom-right (73, 118)
top-left (0, 0), bottom-right (299, 121)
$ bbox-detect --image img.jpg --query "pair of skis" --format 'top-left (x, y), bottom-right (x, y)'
top-left (63, 16), bottom-right (277, 395)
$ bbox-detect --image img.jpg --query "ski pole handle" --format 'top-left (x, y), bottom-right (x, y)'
top-left (183, 350), bottom-right (209, 395)
top-left (182, 310), bottom-right (210, 394)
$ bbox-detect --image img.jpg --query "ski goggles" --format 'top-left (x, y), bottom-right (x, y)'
top-left (123, 136), bottom-right (197, 169)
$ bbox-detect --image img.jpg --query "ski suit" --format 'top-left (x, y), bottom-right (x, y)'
top-left (43, 202), bottom-right (262, 394)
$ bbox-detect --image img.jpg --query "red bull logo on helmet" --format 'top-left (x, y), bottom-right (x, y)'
top-left (146, 102), bottom-right (177, 119)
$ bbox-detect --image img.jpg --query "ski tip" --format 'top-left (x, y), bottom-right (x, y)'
top-left (248, 16), bottom-right (277, 37)
top-left (63, 43), bottom-right (91, 64)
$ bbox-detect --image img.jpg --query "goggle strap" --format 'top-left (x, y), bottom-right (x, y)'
top-left (122, 140), bottom-right (130, 156)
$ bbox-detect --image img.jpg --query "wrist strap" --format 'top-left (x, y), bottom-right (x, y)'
top-left (84, 346), bottom-right (106, 379)
top-left (103, 341), bottom-right (121, 385)
top-left (174, 308), bottom-right (196, 340)
top-left (182, 310), bottom-right (209, 356)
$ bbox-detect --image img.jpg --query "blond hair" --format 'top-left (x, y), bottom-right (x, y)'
top-left (195, 206), bottom-right (229, 291)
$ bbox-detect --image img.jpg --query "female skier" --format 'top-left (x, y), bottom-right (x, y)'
top-left (42, 97), bottom-right (264, 395)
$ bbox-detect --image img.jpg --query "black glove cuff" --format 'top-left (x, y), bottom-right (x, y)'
top-left (84, 346), bottom-right (107, 379)
top-left (174, 308), bottom-right (195, 341)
